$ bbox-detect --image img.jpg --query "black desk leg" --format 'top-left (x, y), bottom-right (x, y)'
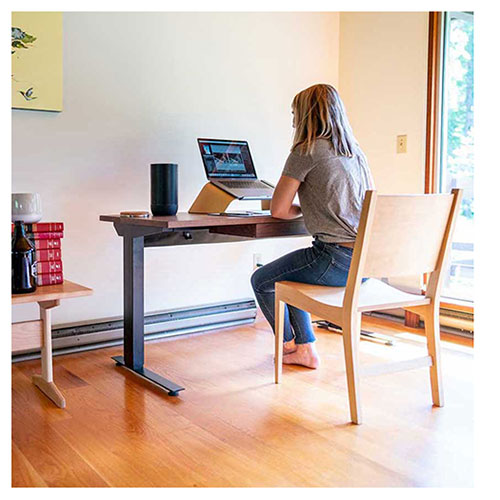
top-left (123, 234), bottom-right (144, 370)
top-left (112, 230), bottom-right (184, 397)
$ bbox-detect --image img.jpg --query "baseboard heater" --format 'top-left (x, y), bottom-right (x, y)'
top-left (438, 306), bottom-right (474, 333)
top-left (367, 310), bottom-right (474, 339)
top-left (12, 299), bottom-right (257, 363)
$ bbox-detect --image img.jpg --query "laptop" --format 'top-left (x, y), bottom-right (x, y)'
top-left (197, 138), bottom-right (274, 200)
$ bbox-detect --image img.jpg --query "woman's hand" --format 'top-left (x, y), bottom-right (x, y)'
top-left (270, 175), bottom-right (302, 219)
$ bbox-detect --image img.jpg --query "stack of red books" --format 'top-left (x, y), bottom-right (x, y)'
top-left (12, 222), bottom-right (65, 286)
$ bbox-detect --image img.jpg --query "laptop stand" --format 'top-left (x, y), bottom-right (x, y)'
top-left (189, 182), bottom-right (270, 214)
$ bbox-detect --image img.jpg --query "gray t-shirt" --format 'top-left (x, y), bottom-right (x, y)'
top-left (282, 138), bottom-right (374, 243)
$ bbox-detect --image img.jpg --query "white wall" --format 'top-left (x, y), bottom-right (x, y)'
top-left (339, 12), bottom-right (429, 292)
top-left (12, 12), bottom-right (340, 324)
top-left (339, 12), bottom-right (429, 194)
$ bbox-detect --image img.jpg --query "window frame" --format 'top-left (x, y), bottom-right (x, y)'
top-left (424, 11), bottom-right (474, 312)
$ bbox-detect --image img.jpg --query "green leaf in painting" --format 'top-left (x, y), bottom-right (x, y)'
top-left (12, 40), bottom-right (27, 49)
top-left (22, 33), bottom-right (36, 44)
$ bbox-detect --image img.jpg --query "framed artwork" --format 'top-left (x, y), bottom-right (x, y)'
top-left (11, 12), bottom-right (63, 112)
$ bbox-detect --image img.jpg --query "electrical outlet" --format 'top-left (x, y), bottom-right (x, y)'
top-left (397, 135), bottom-right (407, 154)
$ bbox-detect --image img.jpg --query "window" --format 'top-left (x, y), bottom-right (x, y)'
top-left (426, 12), bottom-right (474, 304)
top-left (439, 12), bottom-right (474, 302)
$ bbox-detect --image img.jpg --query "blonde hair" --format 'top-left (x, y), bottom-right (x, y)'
top-left (291, 84), bottom-right (358, 156)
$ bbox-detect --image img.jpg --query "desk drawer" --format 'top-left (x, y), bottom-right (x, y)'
top-left (209, 220), bottom-right (308, 239)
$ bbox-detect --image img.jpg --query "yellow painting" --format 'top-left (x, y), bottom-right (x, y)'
top-left (12, 12), bottom-right (63, 112)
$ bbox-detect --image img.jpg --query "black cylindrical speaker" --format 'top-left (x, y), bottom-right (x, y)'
top-left (150, 163), bottom-right (178, 216)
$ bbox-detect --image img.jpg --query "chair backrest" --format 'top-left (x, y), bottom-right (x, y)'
top-left (344, 189), bottom-right (462, 306)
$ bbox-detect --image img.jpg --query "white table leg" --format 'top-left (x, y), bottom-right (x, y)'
top-left (32, 300), bottom-right (66, 408)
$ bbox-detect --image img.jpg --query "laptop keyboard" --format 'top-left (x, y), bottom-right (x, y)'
top-left (222, 180), bottom-right (271, 189)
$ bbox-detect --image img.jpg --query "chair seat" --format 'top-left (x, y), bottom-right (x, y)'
top-left (277, 278), bottom-right (430, 313)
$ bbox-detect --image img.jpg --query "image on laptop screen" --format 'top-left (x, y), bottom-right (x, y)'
top-left (198, 139), bottom-right (257, 179)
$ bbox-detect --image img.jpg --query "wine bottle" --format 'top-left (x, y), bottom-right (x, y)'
top-left (12, 220), bottom-right (37, 294)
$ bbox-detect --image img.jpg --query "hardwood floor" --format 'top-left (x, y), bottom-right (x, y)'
top-left (12, 313), bottom-right (473, 487)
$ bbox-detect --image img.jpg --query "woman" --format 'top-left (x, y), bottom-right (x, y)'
top-left (250, 83), bottom-right (374, 369)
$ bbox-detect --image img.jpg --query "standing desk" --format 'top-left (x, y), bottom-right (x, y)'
top-left (99, 213), bottom-right (307, 396)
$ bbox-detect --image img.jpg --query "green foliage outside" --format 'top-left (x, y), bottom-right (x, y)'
top-left (444, 14), bottom-right (474, 219)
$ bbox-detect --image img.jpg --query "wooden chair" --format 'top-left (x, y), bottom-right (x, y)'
top-left (274, 189), bottom-right (462, 424)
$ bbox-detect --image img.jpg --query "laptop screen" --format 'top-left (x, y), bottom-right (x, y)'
top-left (198, 139), bottom-right (257, 179)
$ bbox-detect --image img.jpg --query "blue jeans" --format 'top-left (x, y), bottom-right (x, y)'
top-left (250, 238), bottom-right (354, 344)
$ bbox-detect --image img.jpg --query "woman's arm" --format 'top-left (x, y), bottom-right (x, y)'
top-left (270, 175), bottom-right (302, 219)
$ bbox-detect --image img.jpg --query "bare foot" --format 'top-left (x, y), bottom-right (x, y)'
top-left (283, 343), bottom-right (320, 369)
top-left (283, 339), bottom-right (297, 355)
top-left (274, 340), bottom-right (297, 361)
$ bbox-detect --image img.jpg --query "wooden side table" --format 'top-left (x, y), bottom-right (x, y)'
top-left (12, 280), bottom-right (93, 408)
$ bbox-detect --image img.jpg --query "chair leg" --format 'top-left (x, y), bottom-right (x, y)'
top-left (342, 311), bottom-right (362, 424)
top-left (274, 298), bottom-right (285, 384)
top-left (423, 303), bottom-right (444, 407)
